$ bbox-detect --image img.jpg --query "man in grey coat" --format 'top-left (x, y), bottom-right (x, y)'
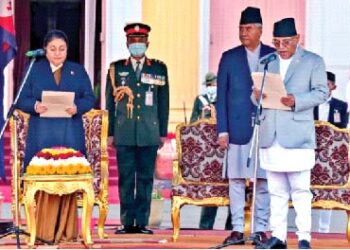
top-left (254, 18), bottom-right (328, 249)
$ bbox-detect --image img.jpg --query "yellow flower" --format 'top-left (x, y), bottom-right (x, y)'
top-left (56, 166), bottom-right (65, 175)
top-left (65, 165), bottom-right (75, 175)
top-left (26, 167), bottom-right (33, 175)
top-left (47, 166), bottom-right (55, 175)
top-left (85, 166), bottom-right (93, 174)
top-left (38, 167), bottom-right (46, 175)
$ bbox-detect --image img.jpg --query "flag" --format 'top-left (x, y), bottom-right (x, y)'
top-left (0, 0), bottom-right (17, 180)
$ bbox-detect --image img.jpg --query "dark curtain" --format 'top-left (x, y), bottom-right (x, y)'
top-left (79, 1), bottom-right (85, 65)
top-left (14, 0), bottom-right (31, 92)
top-left (94, 0), bottom-right (101, 108)
top-left (30, 1), bottom-right (83, 63)
top-left (14, 0), bottom-right (84, 93)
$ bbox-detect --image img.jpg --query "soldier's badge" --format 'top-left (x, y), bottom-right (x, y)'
top-left (153, 74), bottom-right (166, 86)
top-left (119, 72), bottom-right (129, 86)
top-left (118, 72), bottom-right (129, 77)
top-left (141, 73), bottom-right (165, 86)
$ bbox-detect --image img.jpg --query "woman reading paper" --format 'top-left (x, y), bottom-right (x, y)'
top-left (16, 29), bottom-right (95, 243)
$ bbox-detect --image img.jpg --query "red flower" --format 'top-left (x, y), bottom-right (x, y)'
top-left (167, 132), bottom-right (175, 139)
top-left (60, 153), bottom-right (70, 160)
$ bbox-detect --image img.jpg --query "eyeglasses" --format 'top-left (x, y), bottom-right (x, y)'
top-left (272, 37), bottom-right (296, 48)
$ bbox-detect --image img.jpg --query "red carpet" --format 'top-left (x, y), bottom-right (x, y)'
top-left (0, 229), bottom-right (348, 249)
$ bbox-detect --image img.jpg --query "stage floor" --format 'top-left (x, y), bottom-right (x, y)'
top-left (0, 229), bottom-right (348, 249)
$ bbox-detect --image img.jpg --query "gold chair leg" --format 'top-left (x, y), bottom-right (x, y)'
top-left (171, 196), bottom-right (183, 241)
top-left (23, 187), bottom-right (37, 247)
top-left (98, 202), bottom-right (109, 239)
top-left (82, 190), bottom-right (94, 246)
top-left (346, 210), bottom-right (350, 243)
top-left (244, 203), bottom-right (252, 235)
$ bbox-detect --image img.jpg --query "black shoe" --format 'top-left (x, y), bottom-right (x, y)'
top-left (298, 240), bottom-right (311, 249)
top-left (223, 231), bottom-right (245, 245)
top-left (255, 236), bottom-right (287, 249)
top-left (115, 225), bottom-right (135, 234)
top-left (135, 225), bottom-right (153, 234)
top-left (251, 231), bottom-right (268, 245)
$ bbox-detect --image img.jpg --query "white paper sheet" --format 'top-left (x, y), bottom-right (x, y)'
top-left (252, 72), bottom-right (291, 111)
top-left (40, 91), bottom-right (75, 118)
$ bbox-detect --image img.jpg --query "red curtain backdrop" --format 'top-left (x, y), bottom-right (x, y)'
top-left (14, 0), bottom-right (30, 92)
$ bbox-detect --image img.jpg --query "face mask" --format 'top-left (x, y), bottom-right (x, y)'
top-left (206, 86), bottom-right (217, 96)
top-left (128, 43), bottom-right (147, 57)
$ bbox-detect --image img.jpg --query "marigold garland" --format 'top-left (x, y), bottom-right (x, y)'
top-left (26, 147), bottom-right (92, 175)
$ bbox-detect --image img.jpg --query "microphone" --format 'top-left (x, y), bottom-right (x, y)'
top-left (260, 54), bottom-right (277, 64)
top-left (26, 49), bottom-right (46, 57)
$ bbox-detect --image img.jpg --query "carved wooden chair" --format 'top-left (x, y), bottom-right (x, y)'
top-left (311, 121), bottom-right (350, 242)
top-left (171, 118), bottom-right (230, 240)
top-left (9, 109), bottom-right (109, 243)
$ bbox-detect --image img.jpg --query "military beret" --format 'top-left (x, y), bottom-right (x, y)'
top-left (124, 22), bottom-right (151, 37)
top-left (273, 18), bottom-right (297, 37)
top-left (203, 72), bottom-right (217, 85)
top-left (327, 71), bottom-right (336, 82)
top-left (240, 7), bottom-right (262, 25)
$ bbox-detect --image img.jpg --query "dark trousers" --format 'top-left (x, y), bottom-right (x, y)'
top-left (199, 206), bottom-right (232, 230)
top-left (116, 145), bottom-right (158, 226)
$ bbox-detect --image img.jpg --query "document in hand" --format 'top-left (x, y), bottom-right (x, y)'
top-left (40, 91), bottom-right (75, 118)
top-left (251, 72), bottom-right (291, 111)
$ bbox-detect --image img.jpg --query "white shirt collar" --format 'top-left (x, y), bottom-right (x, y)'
top-left (130, 57), bottom-right (145, 70)
top-left (245, 43), bottom-right (261, 55)
top-left (50, 63), bottom-right (63, 73)
top-left (279, 55), bottom-right (294, 80)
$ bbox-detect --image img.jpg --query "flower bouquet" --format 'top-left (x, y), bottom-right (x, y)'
top-left (26, 147), bottom-right (92, 175)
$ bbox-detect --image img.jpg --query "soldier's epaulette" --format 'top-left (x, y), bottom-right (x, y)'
top-left (123, 58), bottom-right (131, 66)
top-left (109, 59), bottom-right (128, 67)
top-left (149, 58), bottom-right (165, 65)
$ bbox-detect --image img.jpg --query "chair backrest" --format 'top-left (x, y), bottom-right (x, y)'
top-left (10, 109), bottom-right (109, 200)
top-left (82, 110), bottom-right (109, 198)
top-left (175, 118), bottom-right (227, 184)
top-left (312, 121), bottom-right (350, 186)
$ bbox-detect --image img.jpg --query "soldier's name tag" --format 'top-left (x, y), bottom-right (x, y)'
top-left (334, 110), bottom-right (341, 123)
top-left (145, 90), bottom-right (153, 106)
top-left (141, 73), bottom-right (166, 86)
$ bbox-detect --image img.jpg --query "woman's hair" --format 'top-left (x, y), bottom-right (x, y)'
top-left (43, 29), bottom-right (69, 48)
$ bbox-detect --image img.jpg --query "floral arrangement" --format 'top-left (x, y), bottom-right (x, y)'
top-left (26, 147), bottom-right (92, 175)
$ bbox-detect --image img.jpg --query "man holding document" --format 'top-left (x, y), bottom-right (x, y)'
top-left (253, 18), bottom-right (328, 249)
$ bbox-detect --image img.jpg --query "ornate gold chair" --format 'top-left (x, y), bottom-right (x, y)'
top-left (171, 118), bottom-right (230, 240)
top-left (311, 121), bottom-right (350, 242)
top-left (22, 174), bottom-right (95, 246)
top-left (9, 109), bottom-right (109, 245)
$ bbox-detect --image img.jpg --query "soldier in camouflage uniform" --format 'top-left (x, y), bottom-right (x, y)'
top-left (190, 72), bottom-right (217, 123)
